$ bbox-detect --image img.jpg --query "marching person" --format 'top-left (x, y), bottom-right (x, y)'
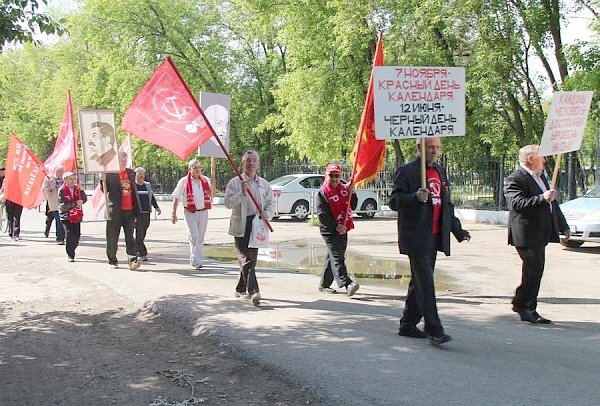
top-left (504, 144), bottom-right (570, 324)
top-left (224, 150), bottom-right (274, 306)
top-left (134, 167), bottom-right (161, 261)
top-left (171, 159), bottom-right (211, 269)
top-left (389, 136), bottom-right (471, 345)
top-left (42, 166), bottom-right (66, 244)
top-left (58, 171), bottom-right (87, 262)
top-left (316, 163), bottom-right (360, 296)
top-left (5, 198), bottom-right (23, 241)
top-left (101, 151), bottom-right (142, 270)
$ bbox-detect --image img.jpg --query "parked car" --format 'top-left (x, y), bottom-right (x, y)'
top-left (269, 174), bottom-right (379, 220)
top-left (559, 185), bottom-right (600, 248)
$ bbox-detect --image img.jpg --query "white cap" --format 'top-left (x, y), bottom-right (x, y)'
top-left (62, 171), bottom-right (75, 180)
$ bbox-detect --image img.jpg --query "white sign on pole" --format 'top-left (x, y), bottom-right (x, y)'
top-left (539, 91), bottom-right (594, 156)
top-left (198, 92), bottom-right (230, 158)
top-left (373, 66), bottom-right (466, 140)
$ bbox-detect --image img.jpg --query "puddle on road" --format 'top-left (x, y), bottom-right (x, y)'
top-left (204, 242), bottom-right (456, 291)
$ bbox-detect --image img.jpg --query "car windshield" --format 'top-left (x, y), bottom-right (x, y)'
top-left (584, 185), bottom-right (600, 198)
top-left (269, 175), bottom-right (298, 186)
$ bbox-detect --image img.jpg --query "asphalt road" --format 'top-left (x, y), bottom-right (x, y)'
top-left (4, 202), bottom-right (600, 406)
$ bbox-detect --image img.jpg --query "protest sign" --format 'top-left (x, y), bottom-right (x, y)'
top-left (373, 66), bottom-right (465, 140)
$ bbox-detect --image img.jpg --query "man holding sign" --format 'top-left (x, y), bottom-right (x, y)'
top-left (504, 145), bottom-right (570, 324)
top-left (389, 136), bottom-right (470, 345)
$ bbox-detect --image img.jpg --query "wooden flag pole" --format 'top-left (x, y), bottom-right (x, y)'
top-left (420, 138), bottom-right (426, 189)
top-left (210, 157), bottom-right (216, 198)
top-left (551, 153), bottom-right (562, 190)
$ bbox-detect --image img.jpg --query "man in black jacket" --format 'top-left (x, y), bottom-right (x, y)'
top-left (504, 144), bottom-right (570, 324)
top-left (101, 151), bottom-right (142, 270)
top-left (389, 137), bottom-right (470, 345)
top-left (316, 164), bottom-right (360, 297)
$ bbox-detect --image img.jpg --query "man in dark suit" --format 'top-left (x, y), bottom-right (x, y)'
top-left (504, 144), bottom-right (570, 324)
top-left (101, 151), bottom-right (142, 270)
top-left (389, 137), bottom-right (470, 345)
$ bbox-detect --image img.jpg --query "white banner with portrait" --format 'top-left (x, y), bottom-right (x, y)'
top-left (197, 92), bottom-right (230, 158)
top-left (79, 109), bottom-right (121, 173)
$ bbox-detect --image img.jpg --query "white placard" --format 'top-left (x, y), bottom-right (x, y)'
top-left (539, 91), bottom-right (594, 156)
top-left (79, 109), bottom-right (120, 173)
top-left (198, 92), bottom-right (230, 158)
top-left (373, 66), bottom-right (465, 140)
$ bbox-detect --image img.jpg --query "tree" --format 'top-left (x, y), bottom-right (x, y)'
top-left (0, 0), bottom-right (62, 52)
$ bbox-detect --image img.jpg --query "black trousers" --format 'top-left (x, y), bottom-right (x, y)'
top-left (106, 209), bottom-right (136, 265)
top-left (234, 215), bottom-right (259, 295)
top-left (62, 220), bottom-right (81, 259)
top-left (320, 233), bottom-right (352, 289)
top-left (400, 236), bottom-right (444, 336)
top-left (6, 201), bottom-right (23, 238)
top-left (513, 246), bottom-right (546, 311)
top-left (135, 212), bottom-right (151, 257)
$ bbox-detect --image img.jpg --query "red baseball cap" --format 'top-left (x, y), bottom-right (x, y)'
top-left (325, 163), bottom-right (342, 174)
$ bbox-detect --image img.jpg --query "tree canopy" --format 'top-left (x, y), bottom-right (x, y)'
top-left (0, 0), bottom-right (598, 182)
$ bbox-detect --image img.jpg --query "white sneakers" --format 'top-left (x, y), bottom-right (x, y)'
top-left (346, 282), bottom-right (360, 297)
top-left (128, 260), bottom-right (141, 270)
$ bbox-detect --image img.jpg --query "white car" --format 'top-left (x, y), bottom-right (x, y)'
top-left (559, 185), bottom-right (600, 248)
top-left (269, 173), bottom-right (379, 220)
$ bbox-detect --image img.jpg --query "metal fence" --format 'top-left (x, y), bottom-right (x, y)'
top-left (79, 155), bottom-right (600, 211)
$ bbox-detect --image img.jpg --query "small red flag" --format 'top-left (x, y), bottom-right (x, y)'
top-left (4, 133), bottom-right (47, 208)
top-left (45, 90), bottom-right (78, 174)
top-left (349, 34), bottom-right (386, 187)
top-left (122, 58), bottom-right (215, 160)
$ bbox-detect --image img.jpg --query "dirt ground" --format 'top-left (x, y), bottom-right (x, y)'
top-left (0, 249), bottom-right (319, 406)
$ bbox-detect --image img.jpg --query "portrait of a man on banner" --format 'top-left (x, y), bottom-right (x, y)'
top-left (79, 109), bottom-right (121, 173)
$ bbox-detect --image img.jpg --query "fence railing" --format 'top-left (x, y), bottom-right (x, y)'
top-left (78, 156), bottom-right (600, 211)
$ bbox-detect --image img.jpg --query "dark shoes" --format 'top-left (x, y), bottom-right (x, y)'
top-left (512, 306), bottom-right (553, 324)
top-left (398, 325), bottom-right (428, 339)
top-left (429, 333), bottom-right (453, 346)
top-left (532, 311), bottom-right (552, 324)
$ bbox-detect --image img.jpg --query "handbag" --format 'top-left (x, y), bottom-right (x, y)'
top-left (249, 215), bottom-right (270, 248)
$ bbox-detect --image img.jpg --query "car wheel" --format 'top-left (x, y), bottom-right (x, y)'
top-left (360, 198), bottom-right (377, 218)
top-left (560, 240), bottom-right (584, 248)
top-left (291, 200), bottom-right (310, 221)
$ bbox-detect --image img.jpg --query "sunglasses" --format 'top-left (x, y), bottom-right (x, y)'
top-left (328, 173), bottom-right (341, 178)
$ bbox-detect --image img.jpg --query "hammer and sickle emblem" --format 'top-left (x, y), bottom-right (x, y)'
top-left (162, 96), bottom-right (192, 120)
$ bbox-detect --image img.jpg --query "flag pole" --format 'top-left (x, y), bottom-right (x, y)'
top-left (551, 154), bottom-right (562, 190)
top-left (420, 138), bottom-right (426, 188)
top-left (167, 58), bottom-right (273, 232)
top-left (344, 32), bottom-right (383, 228)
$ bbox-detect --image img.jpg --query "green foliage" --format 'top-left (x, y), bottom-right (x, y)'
top-left (0, 0), bottom-right (63, 52)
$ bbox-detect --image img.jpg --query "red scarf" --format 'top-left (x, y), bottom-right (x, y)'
top-left (185, 172), bottom-right (212, 211)
top-left (322, 182), bottom-right (354, 231)
top-left (61, 183), bottom-right (84, 223)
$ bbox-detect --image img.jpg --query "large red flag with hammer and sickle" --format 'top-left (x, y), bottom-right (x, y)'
top-left (121, 58), bottom-right (215, 160)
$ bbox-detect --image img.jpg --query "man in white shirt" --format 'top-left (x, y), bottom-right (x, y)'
top-left (171, 159), bottom-right (212, 269)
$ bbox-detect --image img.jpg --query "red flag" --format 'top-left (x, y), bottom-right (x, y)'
top-left (91, 136), bottom-right (134, 219)
top-left (45, 90), bottom-right (78, 174)
top-left (349, 34), bottom-right (386, 187)
top-left (122, 58), bottom-right (215, 160)
top-left (4, 133), bottom-right (46, 208)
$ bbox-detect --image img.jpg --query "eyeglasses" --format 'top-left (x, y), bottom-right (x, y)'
top-left (328, 173), bottom-right (341, 178)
